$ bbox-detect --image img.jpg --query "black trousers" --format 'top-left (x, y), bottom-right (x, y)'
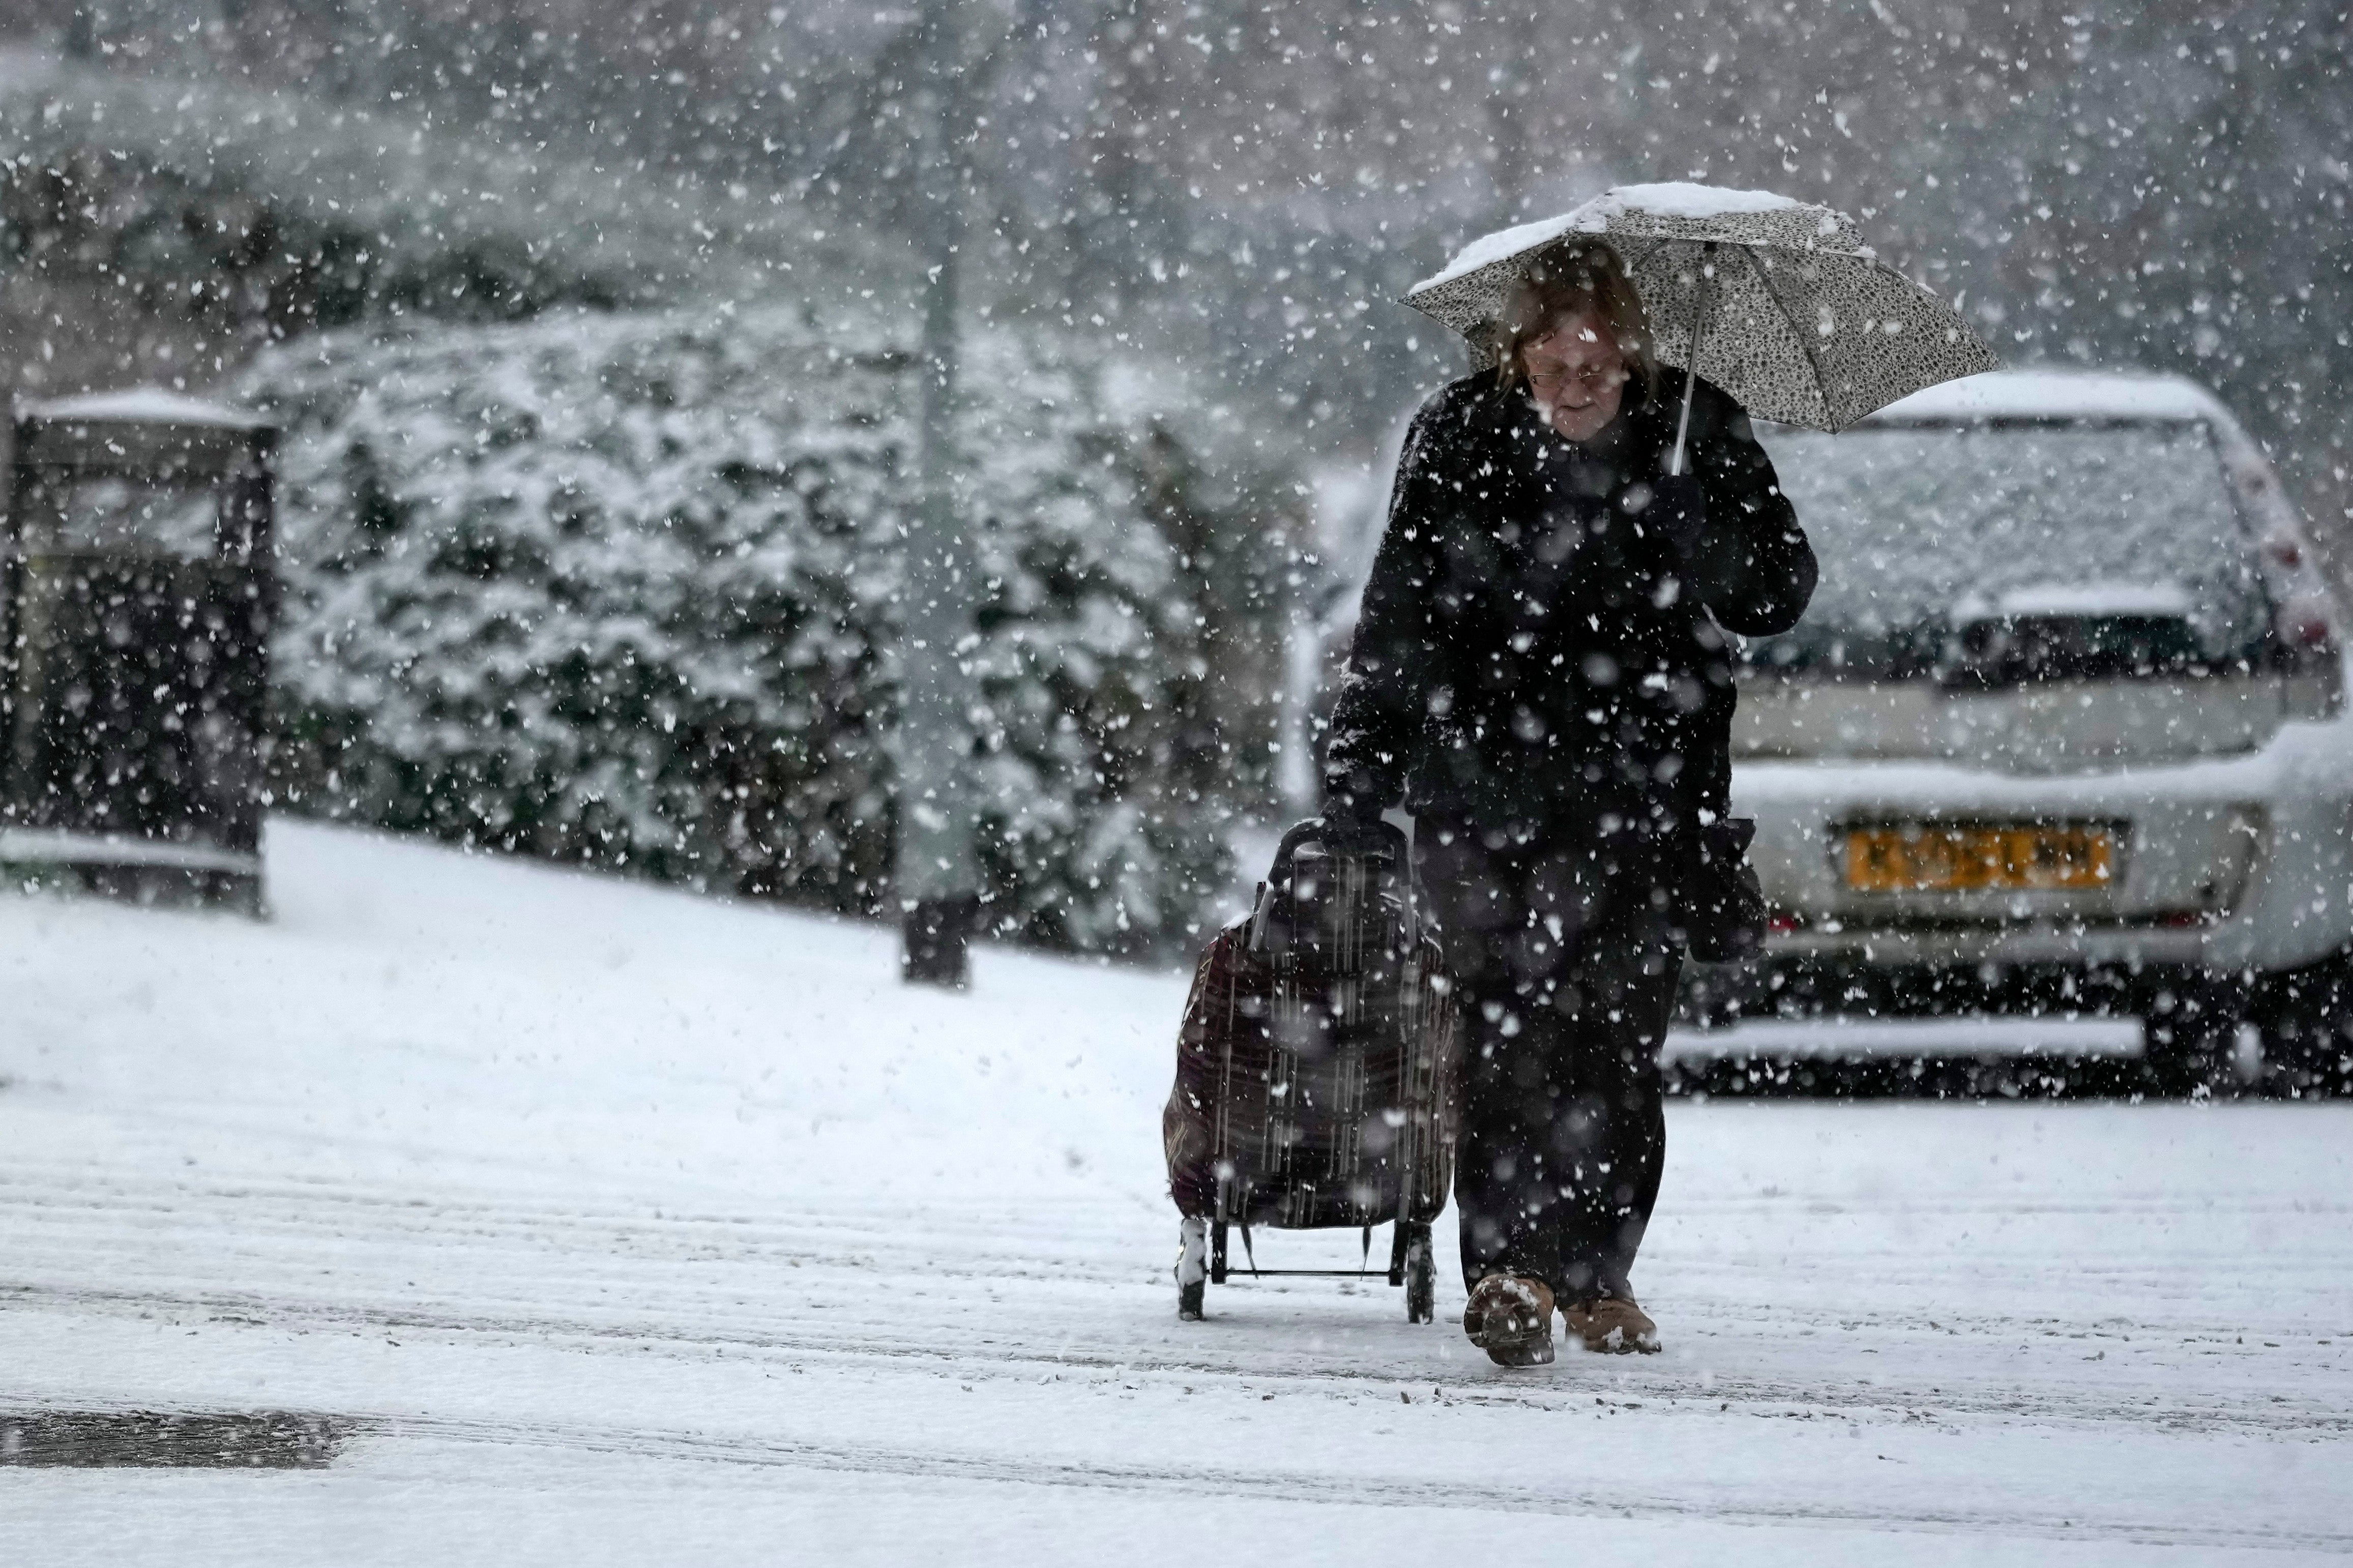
top-left (1415, 811), bottom-right (1683, 1305)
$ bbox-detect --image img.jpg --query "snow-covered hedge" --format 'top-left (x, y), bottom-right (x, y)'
top-left (244, 307), bottom-right (1240, 954)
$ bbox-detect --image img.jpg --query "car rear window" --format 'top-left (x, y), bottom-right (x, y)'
top-left (1748, 421), bottom-right (2271, 676)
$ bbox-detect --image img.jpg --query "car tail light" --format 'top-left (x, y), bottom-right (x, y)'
top-left (2276, 599), bottom-right (2344, 720)
top-left (1767, 910), bottom-right (1805, 936)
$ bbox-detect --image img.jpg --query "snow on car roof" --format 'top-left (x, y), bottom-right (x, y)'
top-left (1414, 183), bottom-right (1800, 292)
top-left (17, 387), bottom-right (272, 429)
top-left (1755, 418), bottom-right (2266, 662)
top-left (1863, 368), bottom-right (2228, 426)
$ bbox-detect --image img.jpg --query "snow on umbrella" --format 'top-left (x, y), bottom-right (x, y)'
top-left (1404, 182), bottom-right (2000, 465)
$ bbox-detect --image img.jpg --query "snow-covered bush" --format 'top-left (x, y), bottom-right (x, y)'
top-left (244, 306), bottom-right (1244, 954)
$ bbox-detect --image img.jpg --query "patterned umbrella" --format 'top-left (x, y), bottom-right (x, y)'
top-left (1404, 182), bottom-right (1999, 463)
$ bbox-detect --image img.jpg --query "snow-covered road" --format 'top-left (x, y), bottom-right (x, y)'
top-left (3, 823), bottom-right (2348, 1564)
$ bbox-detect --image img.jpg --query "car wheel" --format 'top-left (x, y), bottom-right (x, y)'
top-left (2142, 973), bottom-right (2245, 1099)
top-left (2257, 952), bottom-right (2353, 1098)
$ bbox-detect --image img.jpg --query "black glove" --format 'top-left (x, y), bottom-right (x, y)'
top-left (1642, 473), bottom-right (1708, 560)
top-left (1314, 792), bottom-right (1390, 851)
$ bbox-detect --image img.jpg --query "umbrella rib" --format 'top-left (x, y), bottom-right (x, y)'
top-left (1743, 246), bottom-right (1835, 427)
top-left (1620, 235), bottom-right (1691, 373)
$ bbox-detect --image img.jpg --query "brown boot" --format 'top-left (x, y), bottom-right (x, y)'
top-left (1563, 1295), bottom-right (1660, 1354)
top-left (1462, 1274), bottom-right (1556, 1367)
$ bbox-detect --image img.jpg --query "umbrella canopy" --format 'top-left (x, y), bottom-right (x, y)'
top-left (1404, 182), bottom-right (1999, 434)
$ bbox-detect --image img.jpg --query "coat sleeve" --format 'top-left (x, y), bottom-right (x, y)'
top-left (1680, 386), bottom-right (1817, 637)
top-left (1321, 399), bottom-right (1455, 815)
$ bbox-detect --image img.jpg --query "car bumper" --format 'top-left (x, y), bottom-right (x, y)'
top-left (1728, 713), bottom-right (2353, 979)
top-left (1758, 922), bottom-right (2210, 969)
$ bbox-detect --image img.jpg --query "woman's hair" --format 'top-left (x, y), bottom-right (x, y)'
top-left (1480, 240), bottom-right (1658, 399)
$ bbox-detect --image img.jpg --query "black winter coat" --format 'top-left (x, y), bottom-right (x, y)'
top-left (1322, 371), bottom-right (1816, 852)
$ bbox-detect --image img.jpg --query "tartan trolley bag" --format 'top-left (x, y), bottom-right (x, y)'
top-left (1162, 819), bottom-right (1460, 1322)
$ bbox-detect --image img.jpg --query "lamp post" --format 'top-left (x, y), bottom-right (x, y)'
top-left (895, 0), bottom-right (984, 987)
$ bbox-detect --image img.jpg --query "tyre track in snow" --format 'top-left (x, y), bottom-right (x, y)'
top-left (7, 1169), bottom-right (2351, 1555)
top-left (35, 1404), bottom-right (2316, 1555)
top-left (5, 1268), bottom-right (2345, 1442)
top-left (4, 1384), bottom-right (2334, 1554)
top-left (6, 1157), bottom-right (2350, 1448)
top-left (0, 1162), bottom-right (1151, 1283)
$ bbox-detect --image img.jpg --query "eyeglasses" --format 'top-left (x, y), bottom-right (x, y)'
top-left (1527, 364), bottom-right (1629, 395)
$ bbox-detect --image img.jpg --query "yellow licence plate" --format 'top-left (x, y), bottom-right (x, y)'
top-left (1844, 824), bottom-right (2118, 893)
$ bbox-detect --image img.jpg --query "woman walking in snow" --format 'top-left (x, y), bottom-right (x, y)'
top-left (1320, 240), bottom-right (1815, 1366)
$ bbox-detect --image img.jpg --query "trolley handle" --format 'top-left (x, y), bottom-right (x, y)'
top-left (1247, 816), bottom-right (1425, 952)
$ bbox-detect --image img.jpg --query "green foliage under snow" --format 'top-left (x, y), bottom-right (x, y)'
top-left (244, 306), bottom-right (1250, 955)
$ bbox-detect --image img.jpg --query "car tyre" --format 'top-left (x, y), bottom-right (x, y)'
top-left (2141, 972), bottom-right (2245, 1099)
top-left (2257, 951), bottom-right (2353, 1099)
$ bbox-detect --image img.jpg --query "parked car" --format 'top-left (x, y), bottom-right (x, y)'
top-left (1683, 369), bottom-right (2352, 1094)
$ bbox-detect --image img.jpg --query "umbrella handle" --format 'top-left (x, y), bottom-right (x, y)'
top-left (1669, 243), bottom-right (1716, 479)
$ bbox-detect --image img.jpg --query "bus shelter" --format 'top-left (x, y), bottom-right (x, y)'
top-left (0, 390), bottom-right (277, 911)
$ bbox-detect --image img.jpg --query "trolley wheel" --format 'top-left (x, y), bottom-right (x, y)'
top-left (1403, 1221), bottom-right (1436, 1324)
